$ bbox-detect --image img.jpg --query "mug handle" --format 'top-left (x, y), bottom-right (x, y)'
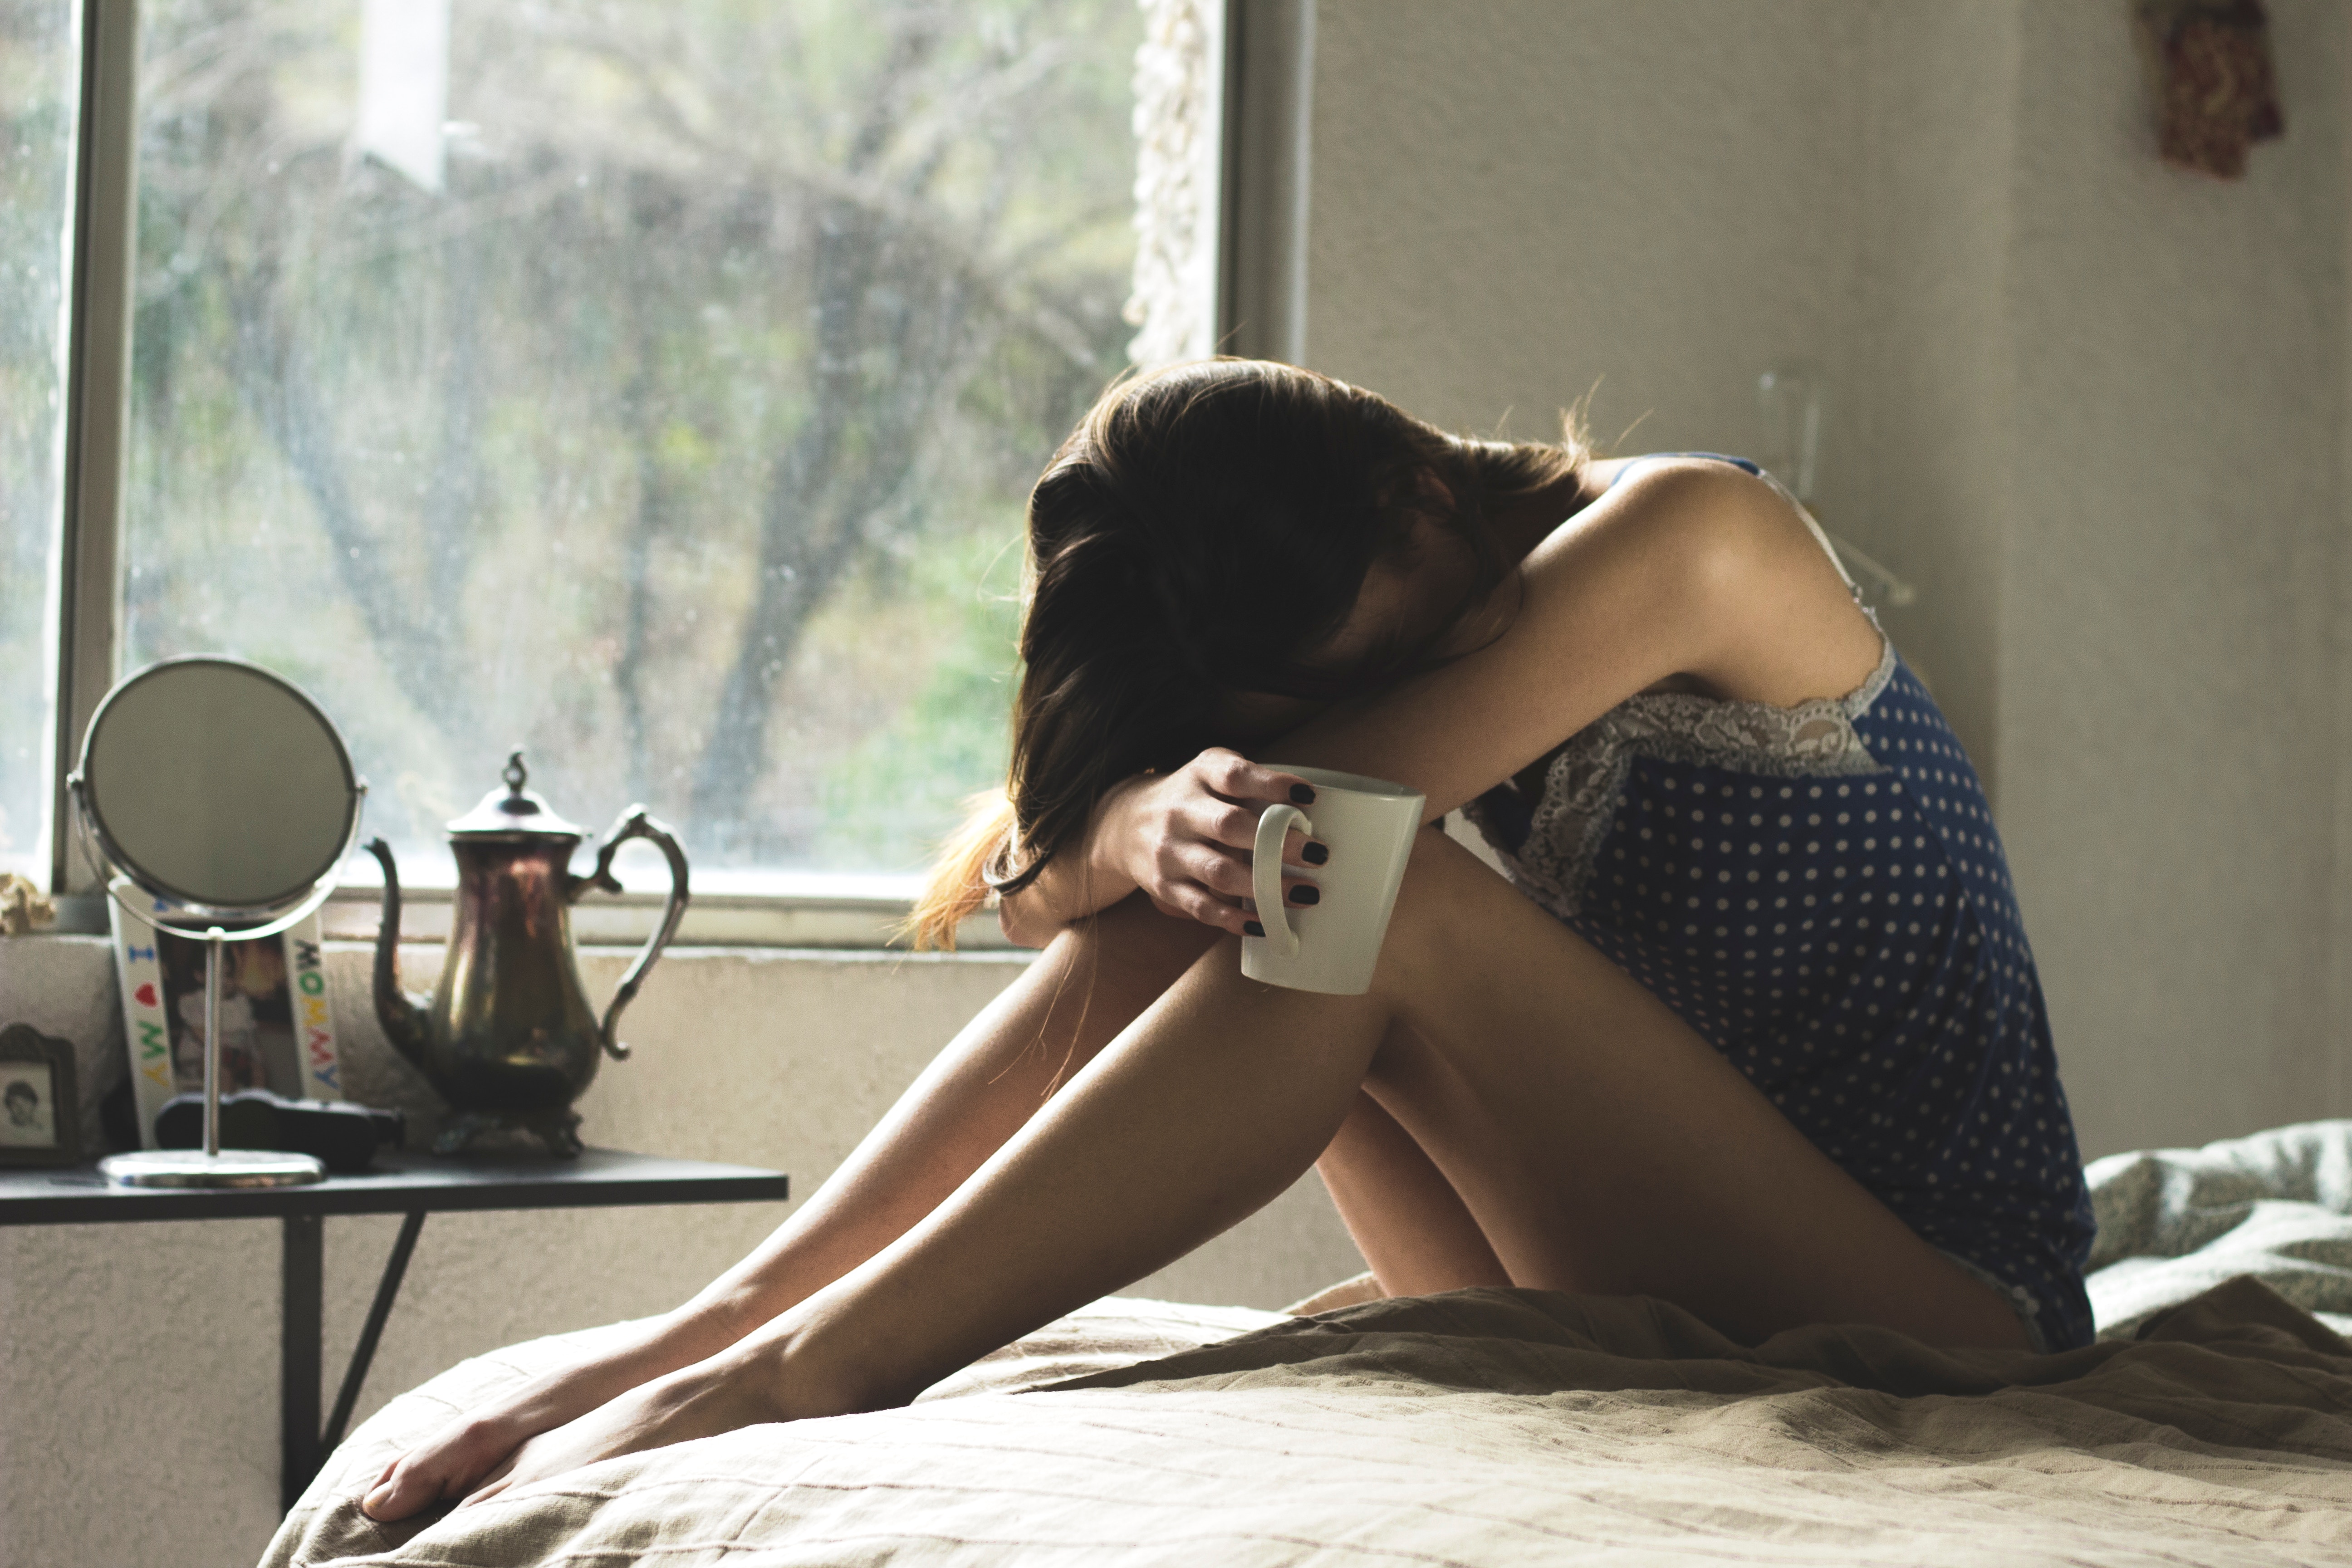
top-left (1251, 804), bottom-right (1311, 960)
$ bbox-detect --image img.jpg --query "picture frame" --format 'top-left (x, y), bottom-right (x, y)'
top-left (110, 894), bottom-right (344, 1149)
top-left (0, 1022), bottom-right (83, 1167)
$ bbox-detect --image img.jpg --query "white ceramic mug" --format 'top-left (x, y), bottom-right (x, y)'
top-left (1242, 764), bottom-right (1426, 996)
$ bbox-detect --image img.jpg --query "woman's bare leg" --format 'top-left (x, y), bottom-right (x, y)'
top-left (363, 897), bottom-right (1217, 1518)
top-left (750, 826), bottom-right (2027, 1417)
top-left (1317, 1086), bottom-right (1508, 1295)
top-left (682, 897), bottom-right (1220, 1333)
top-left (449, 828), bottom-right (2031, 1505)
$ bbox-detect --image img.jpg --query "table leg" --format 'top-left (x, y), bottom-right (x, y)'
top-left (323, 1210), bottom-right (427, 1454)
top-left (281, 1214), bottom-right (323, 1513)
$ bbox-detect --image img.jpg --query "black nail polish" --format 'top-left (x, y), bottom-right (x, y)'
top-left (1243, 920), bottom-right (1265, 937)
top-left (1303, 842), bottom-right (1329, 865)
top-left (1289, 885), bottom-right (1319, 906)
top-left (1290, 784), bottom-right (1315, 804)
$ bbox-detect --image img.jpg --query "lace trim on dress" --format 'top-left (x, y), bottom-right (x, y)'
top-left (1462, 634), bottom-right (1897, 920)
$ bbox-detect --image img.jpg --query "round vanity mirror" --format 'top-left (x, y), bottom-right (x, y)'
top-left (82, 658), bottom-right (360, 911)
top-left (72, 656), bottom-right (366, 1188)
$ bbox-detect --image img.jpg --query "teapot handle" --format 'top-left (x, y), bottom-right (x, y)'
top-left (579, 806), bottom-right (691, 1061)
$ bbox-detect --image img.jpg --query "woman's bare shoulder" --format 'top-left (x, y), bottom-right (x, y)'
top-left (1536, 455), bottom-right (1790, 553)
top-left (1273, 456), bottom-right (1876, 814)
top-left (1524, 457), bottom-right (1880, 708)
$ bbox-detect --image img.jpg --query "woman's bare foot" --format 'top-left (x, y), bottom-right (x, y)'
top-left (450, 1347), bottom-right (801, 1509)
top-left (360, 1319), bottom-right (718, 1521)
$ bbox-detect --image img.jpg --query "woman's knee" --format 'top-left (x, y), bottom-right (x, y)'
top-left (1039, 892), bottom-right (1224, 1018)
top-left (1372, 825), bottom-right (1514, 975)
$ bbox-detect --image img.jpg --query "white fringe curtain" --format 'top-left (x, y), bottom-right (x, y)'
top-left (1124, 0), bottom-right (1219, 369)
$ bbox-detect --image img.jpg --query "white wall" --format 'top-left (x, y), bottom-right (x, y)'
top-left (1302, 0), bottom-right (2352, 1159)
top-left (0, 937), bottom-right (1363, 1568)
top-left (1994, 0), bottom-right (2347, 1156)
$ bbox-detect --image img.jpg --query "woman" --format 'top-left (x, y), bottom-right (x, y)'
top-left (363, 359), bottom-right (2095, 1521)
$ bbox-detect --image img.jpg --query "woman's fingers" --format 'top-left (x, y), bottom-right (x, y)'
top-left (1171, 884), bottom-right (1250, 935)
top-left (1194, 747), bottom-right (1318, 809)
top-left (1190, 798), bottom-right (1260, 852)
top-left (1184, 796), bottom-right (1328, 868)
top-left (1127, 751), bottom-right (1329, 934)
top-left (1152, 843), bottom-right (1324, 935)
top-left (1156, 873), bottom-right (1326, 935)
top-left (1171, 840), bottom-right (1251, 899)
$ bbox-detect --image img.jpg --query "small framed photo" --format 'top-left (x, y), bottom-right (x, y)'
top-left (0, 1023), bottom-right (82, 1167)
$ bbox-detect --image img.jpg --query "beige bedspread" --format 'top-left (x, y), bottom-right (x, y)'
top-left (269, 1275), bottom-right (2352, 1567)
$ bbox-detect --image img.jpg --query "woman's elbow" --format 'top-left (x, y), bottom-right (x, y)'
top-left (996, 895), bottom-right (1059, 951)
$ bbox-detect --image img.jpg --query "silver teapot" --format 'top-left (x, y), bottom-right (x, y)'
top-left (367, 752), bottom-right (688, 1155)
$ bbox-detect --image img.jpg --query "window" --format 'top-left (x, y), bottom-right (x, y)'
top-left (23, 0), bottom-right (1230, 938)
top-left (126, 0), bottom-right (1143, 896)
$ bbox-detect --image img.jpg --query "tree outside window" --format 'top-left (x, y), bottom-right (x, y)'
top-left (118, 0), bottom-right (1145, 887)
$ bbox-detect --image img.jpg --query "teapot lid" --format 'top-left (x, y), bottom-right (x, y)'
top-left (447, 750), bottom-right (584, 838)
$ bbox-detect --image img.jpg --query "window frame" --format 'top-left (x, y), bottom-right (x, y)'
top-left (38, 0), bottom-right (1303, 949)
top-left (48, 0), bottom-right (135, 917)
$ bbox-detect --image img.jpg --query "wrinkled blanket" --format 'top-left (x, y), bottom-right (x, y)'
top-left (2087, 1118), bottom-right (2352, 1339)
top-left (267, 1122), bottom-right (2352, 1568)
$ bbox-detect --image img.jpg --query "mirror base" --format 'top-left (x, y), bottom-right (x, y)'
top-left (99, 1148), bottom-right (327, 1189)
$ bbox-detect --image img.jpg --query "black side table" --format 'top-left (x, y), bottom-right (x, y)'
top-left (0, 1148), bottom-right (790, 1509)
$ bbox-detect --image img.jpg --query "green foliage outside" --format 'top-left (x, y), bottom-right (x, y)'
top-left (816, 523), bottom-right (1026, 872)
top-left (109, 0), bottom-right (1140, 879)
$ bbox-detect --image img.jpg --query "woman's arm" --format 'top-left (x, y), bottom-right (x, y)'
top-left (1274, 460), bottom-right (1886, 816)
top-left (999, 757), bottom-right (1329, 947)
top-left (1009, 462), bottom-right (1875, 949)
top-left (994, 777), bottom-right (1147, 946)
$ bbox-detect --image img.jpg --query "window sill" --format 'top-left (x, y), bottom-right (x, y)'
top-left (35, 879), bottom-right (1017, 952)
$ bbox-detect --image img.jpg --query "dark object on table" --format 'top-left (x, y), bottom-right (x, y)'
top-left (100, 1075), bottom-right (139, 1150)
top-left (0, 1023), bottom-right (81, 1167)
top-left (157, 1089), bottom-right (403, 1175)
top-left (2134, 0), bottom-right (2284, 180)
top-left (368, 750), bottom-right (689, 1158)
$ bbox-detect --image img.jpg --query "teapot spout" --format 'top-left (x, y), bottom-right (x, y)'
top-left (365, 838), bottom-right (432, 1069)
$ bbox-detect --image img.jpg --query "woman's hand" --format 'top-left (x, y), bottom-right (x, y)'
top-left (358, 1318), bottom-right (718, 1521)
top-left (1091, 748), bottom-right (1329, 937)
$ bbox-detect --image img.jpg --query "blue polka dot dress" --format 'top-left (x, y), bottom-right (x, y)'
top-left (1460, 456), bottom-right (2097, 1352)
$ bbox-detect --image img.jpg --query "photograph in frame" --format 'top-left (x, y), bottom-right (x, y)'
top-left (111, 895), bottom-right (343, 1149)
top-left (0, 1023), bottom-right (82, 1167)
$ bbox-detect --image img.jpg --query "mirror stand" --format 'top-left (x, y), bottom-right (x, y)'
top-left (95, 894), bottom-right (338, 1189)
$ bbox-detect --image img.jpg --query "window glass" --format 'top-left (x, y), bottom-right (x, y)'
top-left (0, 0), bottom-right (81, 883)
top-left (123, 0), bottom-right (1141, 888)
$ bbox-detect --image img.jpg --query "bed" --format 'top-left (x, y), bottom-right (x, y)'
top-left (265, 1120), bottom-right (2352, 1566)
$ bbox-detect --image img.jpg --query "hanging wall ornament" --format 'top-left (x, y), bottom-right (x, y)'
top-left (2134, 0), bottom-right (2285, 180)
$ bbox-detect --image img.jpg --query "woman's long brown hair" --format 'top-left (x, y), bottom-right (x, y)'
top-left (907, 360), bottom-right (1586, 949)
